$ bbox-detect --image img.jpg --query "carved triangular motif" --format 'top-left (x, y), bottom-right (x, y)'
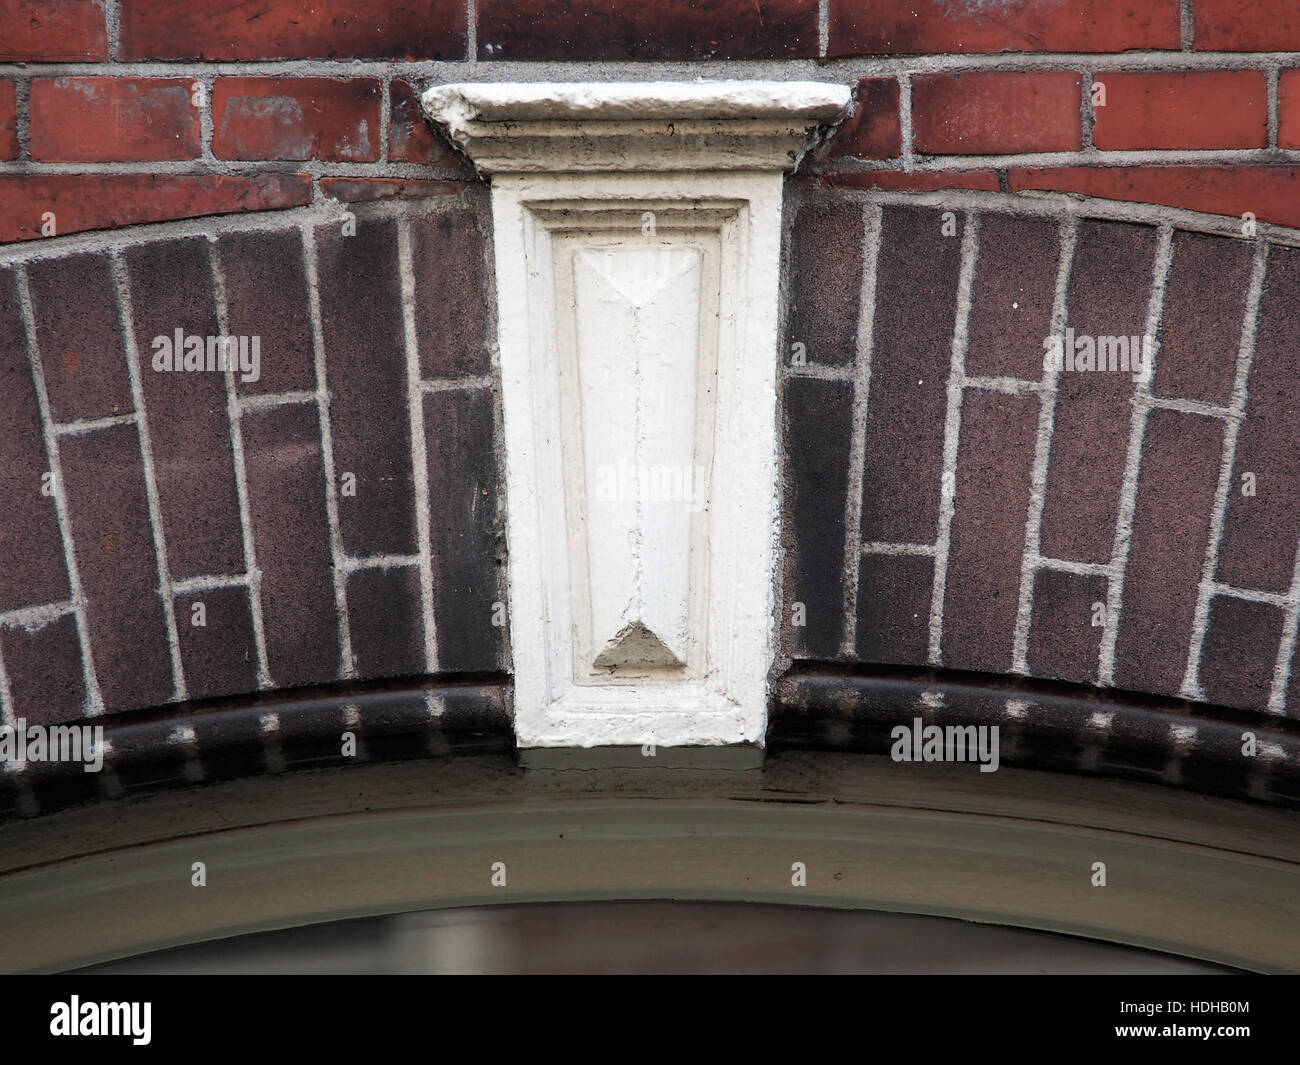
top-left (593, 620), bottom-right (684, 669)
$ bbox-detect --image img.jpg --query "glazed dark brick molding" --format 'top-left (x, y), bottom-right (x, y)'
top-left (855, 553), bottom-right (932, 665)
top-left (0, 268), bottom-right (70, 614)
top-left (240, 404), bottom-right (340, 691)
top-left (409, 208), bottom-right (491, 379)
top-left (389, 81), bottom-right (458, 166)
top-left (212, 78), bottom-right (381, 163)
top-left (828, 78), bottom-right (900, 161)
top-left (0, 0), bottom-right (106, 61)
top-left (346, 566), bottom-right (426, 680)
top-left (119, 0), bottom-right (466, 60)
top-left (173, 585), bottom-right (259, 701)
top-left (827, 0), bottom-right (1179, 55)
top-left (313, 218), bottom-right (417, 559)
top-left (1027, 570), bottom-right (1107, 686)
top-left (1112, 409), bottom-right (1223, 698)
top-left (785, 200), bottom-right (863, 369)
top-left (861, 206), bottom-right (961, 545)
top-left (1194, 0), bottom-right (1300, 50)
top-left (27, 251), bottom-right (133, 422)
top-left (964, 215), bottom-right (1060, 380)
top-left (1152, 231), bottom-right (1254, 406)
top-left (912, 73), bottom-right (1083, 156)
top-left (217, 229), bottom-right (316, 396)
top-left (1216, 245), bottom-right (1300, 595)
top-left (1091, 72), bottom-right (1268, 152)
top-left (941, 390), bottom-right (1039, 674)
top-left (781, 376), bottom-right (853, 660)
top-left (1198, 596), bottom-right (1283, 711)
top-left (58, 424), bottom-right (172, 712)
top-left (124, 237), bottom-right (244, 580)
top-left (424, 388), bottom-right (507, 672)
top-left (476, 0), bottom-right (817, 61)
top-left (0, 612), bottom-right (86, 725)
top-left (1039, 220), bottom-right (1157, 565)
top-left (30, 78), bottom-right (201, 162)
top-left (0, 80), bottom-right (16, 159)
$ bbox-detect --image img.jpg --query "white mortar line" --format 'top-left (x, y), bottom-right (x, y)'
top-left (170, 573), bottom-right (253, 594)
top-left (235, 388), bottom-right (319, 411)
top-left (420, 374), bottom-right (495, 392)
top-left (839, 203), bottom-right (882, 656)
top-left (1011, 217), bottom-right (1078, 674)
top-left (1181, 240), bottom-right (1268, 700)
top-left (54, 411), bottom-right (139, 436)
top-left (862, 541), bottom-right (937, 557)
top-left (343, 553), bottom-right (422, 574)
top-left (1180, 0), bottom-right (1194, 51)
top-left (1268, 536), bottom-right (1300, 714)
top-left (110, 251), bottom-right (187, 702)
top-left (829, 147), bottom-right (1300, 171)
top-left (962, 374), bottom-right (1044, 395)
top-left (1268, 65), bottom-right (1280, 150)
top-left (300, 223), bottom-right (355, 679)
top-left (0, 635), bottom-right (12, 728)
top-left (928, 211), bottom-right (979, 664)
top-left (103, 0), bottom-right (121, 61)
top-left (1098, 223), bottom-right (1173, 685)
top-left (1209, 581), bottom-right (1293, 608)
top-left (1144, 393), bottom-right (1238, 419)
top-left (467, 0), bottom-right (478, 66)
top-left (898, 74), bottom-right (914, 171)
top-left (0, 600), bottom-right (76, 629)
top-left (1033, 556), bottom-right (1115, 578)
top-left (13, 265), bottom-right (105, 715)
top-left (398, 217), bottom-right (439, 673)
top-left (817, 0), bottom-right (829, 59)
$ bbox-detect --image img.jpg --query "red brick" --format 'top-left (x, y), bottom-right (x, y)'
top-left (913, 73), bottom-right (1082, 156)
top-left (829, 0), bottom-right (1179, 55)
top-left (856, 554), bottom-right (933, 664)
top-left (819, 170), bottom-right (1000, 192)
top-left (1092, 72), bottom-right (1267, 151)
top-left (319, 178), bottom-right (468, 203)
top-left (0, 0), bottom-right (106, 61)
top-left (1199, 596), bottom-right (1282, 710)
top-left (1195, 0), bottom-right (1300, 50)
top-left (786, 200), bottom-right (864, 369)
top-left (477, 0), bottom-right (817, 60)
top-left (0, 612), bottom-right (85, 726)
top-left (388, 80), bottom-right (457, 166)
top-left (1008, 166), bottom-right (1300, 230)
top-left (213, 78), bottom-right (381, 163)
top-left (1277, 70), bottom-right (1300, 149)
top-left (30, 78), bottom-right (200, 162)
top-left (1027, 570), bottom-right (1107, 686)
top-left (0, 174), bottom-right (311, 244)
top-left (409, 209), bottom-right (491, 379)
top-left (120, 0), bottom-right (465, 60)
top-left (0, 80), bottom-right (16, 160)
top-left (829, 78), bottom-right (900, 160)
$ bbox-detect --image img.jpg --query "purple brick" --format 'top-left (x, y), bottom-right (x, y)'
top-left (1027, 569), bottom-right (1107, 685)
top-left (1199, 595), bottom-right (1282, 711)
top-left (26, 252), bottom-right (133, 422)
top-left (1217, 245), bottom-right (1300, 594)
top-left (313, 219), bottom-right (416, 557)
top-left (409, 208), bottom-right (491, 379)
top-left (786, 201), bottom-right (863, 368)
top-left (782, 376), bottom-right (853, 659)
top-left (941, 389), bottom-right (1039, 673)
top-left (0, 267), bottom-right (69, 614)
top-left (124, 237), bottom-right (243, 579)
top-left (855, 553), bottom-right (933, 664)
top-left (174, 584), bottom-right (259, 701)
top-left (1152, 230), bottom-right (1253, 406)
top-left (964, 215), bottom-right (1061, 380)
top-left (216, 228), bottom-right (316, 396)
top-left (1040, 220), bottom-right (1157, 564)
top-left (1, 611), bottom-right (86, 725)
top-left (241, 403), bottom-right (340, 689)
top-left (59, 423), bottom-right (171, 711)
top-left (1113, 409), bottom-right (1224, 697)
top-left (861, 206), bottom-right (962, 543)
top-left (346, 565), bottom-right (425, 679)
top-left (425, 388), bottom-right (506, 671)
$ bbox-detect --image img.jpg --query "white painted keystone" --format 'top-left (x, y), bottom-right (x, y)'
top-left (423, 81), bottom-right (851, 749)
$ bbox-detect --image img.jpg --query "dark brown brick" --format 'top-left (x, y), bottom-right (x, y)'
top-left (346, 566), bottom-right (425, 680)
top-left (964, 215), bottom-right (1061, 380)
top-left (320, 178), bottom-right (469, 203)
top-left (26, 252), bottom-right (132, 422)
top-left (0, 267), bottom-right (69, 613)
top-left (1113, 409), bottom-right (1224, 697)
top-left (314, 219), bottom-right (416, 558)
top-left (173, 584), bottom-right (258, 701)
top-left (477, 0), bottom-right (818, 60)
top-left (241, 403), bottom-right (340, 690)
top-left (1153, 231), bottom-right (1253, 405)
top-left (1027, 569), bottom-right (1107, 686)
top-left (1217, 245), bottom-right (1300, 594)
top-left (216, 228), bottom-right (315, 396)
top-left (781, 377), bottom-right (853, 659)
top-left (1, 612), bottom-right (85, 725)
top-left (861, 206), bottom-right (963, 544)
top-left (941, 390), bottom-right (1039, 673)
top-left (1199, 595), bottom-right (1282, 710)
top-left (785, 201), bottom-right (863, 369)
top-left (389, 80), bottom-right (457, 165)
top-left (855, 553), bottom-right (933, 665)
top-left (124, 237), bottom-right (243, 580)
top-left (59, 424), bottom-right (171, 711)
top-left (409, 209), bottom-right (491, 379)
top-left (425, 388), bottom-right (506, 672)
top-left (1040, 220), bottom-right (1157, 564)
